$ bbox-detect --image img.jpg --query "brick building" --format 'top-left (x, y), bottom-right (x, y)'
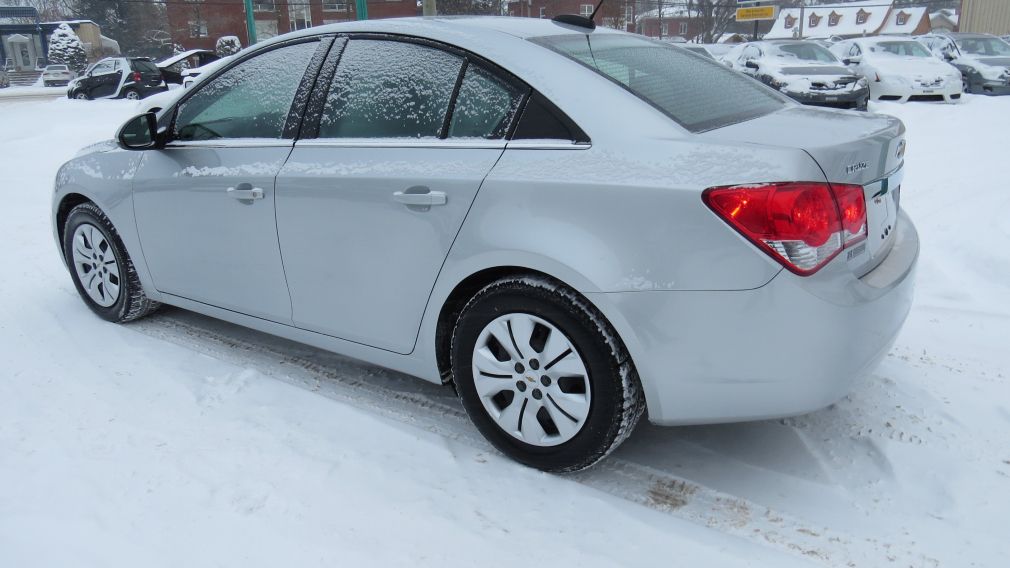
top-left (505, 0), bottom-right (636, 33)
top-left (167, 0), bottom-right (421, 51)
top-left (634, 6), bottom-right (698, 40)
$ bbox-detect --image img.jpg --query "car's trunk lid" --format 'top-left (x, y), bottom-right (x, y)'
top-left (700, 106), bottom-right (906, 277)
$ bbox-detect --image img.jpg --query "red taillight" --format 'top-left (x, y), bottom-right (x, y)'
top-left (703, 182), bottom-right (868, 276)
top-left (132, 71), bottom-right (142, 82)
top-left (832, 183), bottom-right (867, 246)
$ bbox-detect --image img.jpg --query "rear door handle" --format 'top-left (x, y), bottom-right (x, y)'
top-left (393, 189), bottom-right (447, 206)
top-left (227, 186), bottom-right (264, 200)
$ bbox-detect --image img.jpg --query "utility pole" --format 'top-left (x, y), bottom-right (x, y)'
top-left (243, 0), bottom-right (257, 44)
top-left (658, 0), bottom-right (664, 40)
top-left (356, 0), bottom-right (369, 20)
top-left (423, 0), bottom-right (436, 16)
top-left (798, 0), bottom-right (806, 39)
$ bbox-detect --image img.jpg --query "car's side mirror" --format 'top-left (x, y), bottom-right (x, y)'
top-left (943, 51), bottom-right (955, 61)
top-left (844, 56), bottom-right (861, 65)
top-left (117, 112), bottom-right (165, 150)
top-left (744, 60), bottom-right (759, 69)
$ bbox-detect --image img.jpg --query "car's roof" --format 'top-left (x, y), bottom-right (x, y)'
top-left (279, 16), bottom-right (624, 43)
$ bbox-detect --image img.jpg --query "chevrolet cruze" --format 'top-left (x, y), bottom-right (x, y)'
top-left (53, 17), bottom-right (918, 472)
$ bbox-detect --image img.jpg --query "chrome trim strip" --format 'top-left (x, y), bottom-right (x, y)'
top-left (506, 141), bottom-right (592, 150)
top-left (295, 139), bottom-right (507, 150)
top-left (165, 139), bottom-right (295, 149)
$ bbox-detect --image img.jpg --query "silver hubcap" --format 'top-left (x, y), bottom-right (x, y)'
top-left (471, 313), bottom-right (591, 447)
top-left (71, 223), bottom-right (121, 307)
top-left (126, 91), bottom-right (139, 100)
top-left (75, 93), bottom-right (86, 99)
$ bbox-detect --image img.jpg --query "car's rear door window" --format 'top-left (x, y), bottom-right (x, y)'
top-left (448, 63), bottom-right (526, 139)
top-left (131, 59), bottom-right (160, 74)
top-left (533, 34), bottom-right (786, 133)
top-left (318, 39), bottom-right (463, 138)
top-left (173, 40), bottom-right (318, 141)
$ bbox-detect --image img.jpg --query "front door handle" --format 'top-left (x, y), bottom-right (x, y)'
top-left (227, 186), bottom-right (264, 200)
top-left (393, 188), bottom-right (447, 207)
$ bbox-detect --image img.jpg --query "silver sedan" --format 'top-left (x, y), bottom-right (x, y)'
top-left (52, 17), bottom-right (918, 472)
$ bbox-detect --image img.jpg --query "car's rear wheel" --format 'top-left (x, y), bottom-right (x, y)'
top-left (63, 202), bottom-right (159, 323)
top-left (123, 88), bottom-right (140, 100)
top-left (451, 276), bottom-right (645, 472)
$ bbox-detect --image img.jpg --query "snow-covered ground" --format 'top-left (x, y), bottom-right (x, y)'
top-left (1, 96), bottom-right (1007, 567)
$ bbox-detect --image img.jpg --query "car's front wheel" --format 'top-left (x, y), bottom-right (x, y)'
top-left (63, 202), bottom-right (159, 322)
top-left (73, 91), bottom-right (89, 100)
top-left (451, 276), bottom-right (645, 472)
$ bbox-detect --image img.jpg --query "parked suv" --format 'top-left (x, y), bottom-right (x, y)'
top-left (67, 57), bottom-right (167, 100)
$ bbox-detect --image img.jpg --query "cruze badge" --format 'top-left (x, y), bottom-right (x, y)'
top-left (846, 161), bottom-right (869, 175)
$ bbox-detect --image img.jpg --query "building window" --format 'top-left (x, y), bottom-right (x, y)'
top-left (253, 0), bottom-right (274, 11)
top-left (784, 15), bottom-right (796, 29)
top-left (661, 23), bottom-right (669, 36)
top-left (539, 7), bottom-right (545, 18)
top-left (289, 3), bottom-right (312, 30)
top-left (679, 21), bottom-right (687, 35)
top-left (625, 5), bottom-right (632, 21)
top-left (808, 13), bottom-right (821, 28)
top-left (580, 4), bottom-right (592, 17)
top-left (896, 11), bottom-right (909, 26)
top-left (323, 1), bottom-right (347, 10)
top-left (189, 20), bottom-right (208, 38)
top-left (255, 19), bottom-right (278, 40)
top-left (828, 11), bottom-right (840, 26)
top-left (856, 9), bottom-right (870, 25)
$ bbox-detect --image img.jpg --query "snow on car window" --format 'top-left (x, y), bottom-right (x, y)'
top-left (174, 41), bottom-right (317, 141)
top-left (448, 64), bottom-right (525, 139)
top-left (319, 39), bottom-right (463, 139)
top-left (957, 37), bottom-right (1010, 56)
top-left (534, 34), bottom-right (785, 133)
top-left (872, 41), bottom-right (933, 58)
top-left (775, 43), bottom-right (838, 63)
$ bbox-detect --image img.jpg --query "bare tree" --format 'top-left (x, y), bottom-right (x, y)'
top-left (686, 0), bottom-right (738, 43)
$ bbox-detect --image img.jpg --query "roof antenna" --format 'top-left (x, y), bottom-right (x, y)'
top-left (552, 0), bottom-right (605, 30)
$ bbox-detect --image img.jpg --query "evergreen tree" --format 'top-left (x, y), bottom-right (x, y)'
top-left (47, 23), bottom-right (88, 73)
top-left (215, 36), bottom-right (242, 57)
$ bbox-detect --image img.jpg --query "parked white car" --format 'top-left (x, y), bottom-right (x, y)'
top-left (42, 64), bottom-right (76, 87)
top-left (831, 37), bottom-right (962, 103)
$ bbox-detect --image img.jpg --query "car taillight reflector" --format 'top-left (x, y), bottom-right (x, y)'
top-left (703, 182), bottom-right (867, 276)
top-left (132, 71), bottom-right (142, 82)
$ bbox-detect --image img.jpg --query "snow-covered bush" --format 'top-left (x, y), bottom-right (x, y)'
top-left (47, 24), bottom-right (87, 73)
top-left (171, 43), bottom-right (190, 71)
top-left (215, 36), bottom-right (242, 57)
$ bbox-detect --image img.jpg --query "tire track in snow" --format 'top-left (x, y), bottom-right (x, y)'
top-left (128, 308), bottom-right (937, 568)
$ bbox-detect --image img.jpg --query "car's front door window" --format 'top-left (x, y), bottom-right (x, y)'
top-left (173, 41), bottom-right (318, 141)
top-left (318, 39), bottom-right (463, 138)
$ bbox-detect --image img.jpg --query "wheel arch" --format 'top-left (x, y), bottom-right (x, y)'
top-left (431, 265), bottom-right (643, 402)
top-left (55, 192), bottom-right (94, 255)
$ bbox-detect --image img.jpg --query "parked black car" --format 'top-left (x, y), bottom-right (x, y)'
top-left (67, 57), bottom-right (167, 100)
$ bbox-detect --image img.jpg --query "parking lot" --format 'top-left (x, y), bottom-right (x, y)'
top-left (1, 87), bottom-right (1007, 566)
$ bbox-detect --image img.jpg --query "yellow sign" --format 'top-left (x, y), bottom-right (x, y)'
top-left (736, 6), bottom-right (778, 22)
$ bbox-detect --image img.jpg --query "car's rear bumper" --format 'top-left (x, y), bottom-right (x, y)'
top-left (975, 80), bottom-right (1010, 95)
top-left (589, 211), bottom-right (919, 426)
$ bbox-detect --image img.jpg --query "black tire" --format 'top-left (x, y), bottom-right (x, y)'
top-left (451, 276), bottom-right (645, 472)
top-left (122, 88), bottom-right (140, 100)
top-left (62, 202), bottom-right (160, 323)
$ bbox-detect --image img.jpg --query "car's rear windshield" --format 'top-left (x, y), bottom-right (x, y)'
top-left (532, 34), bottom-right (786, 133)
top-left (47, 65), bottom-right (68, 70)
top-left (131, 59), bottom-right (160, 73)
